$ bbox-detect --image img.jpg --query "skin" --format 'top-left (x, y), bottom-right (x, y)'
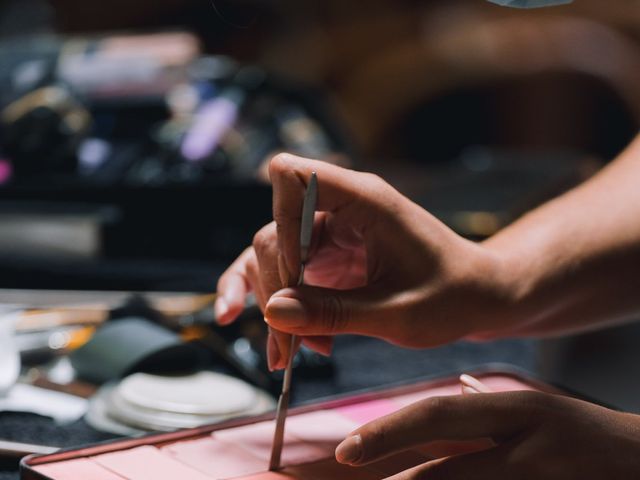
top-left (335, 385), bottom-right (640, 480)
top-left (216, 153), bottom-right (516, 366)
top-left (215, 134), bottom-right (640, 477)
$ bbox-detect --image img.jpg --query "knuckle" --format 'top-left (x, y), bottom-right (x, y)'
top-left (515, 390), bottom-right (554, 413)
top-left (501, 390), bottom-right (557, 427)
top-left (252, 225), bottom-right (274, 255)
top-left (268, 153), bottom-right (290, 179)
top-left (361, 171), bottom-right (385, 187)
top-left (363, 172), bottom-right (392, 196)
top-left (320, 294), bottom-right (350, 333)
top-left (355, 172), bottom-right (402, 219)
top-left (421, 396), bottom-right (453, 423)
top-left (270, 154), bottom-right (307, 189)
top-left (244, 260), bottom-right (257, 280)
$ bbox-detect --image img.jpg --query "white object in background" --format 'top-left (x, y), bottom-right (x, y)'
top-left (0, 214), bottom-right (101, 259)
top-left (0, 384), bottom-right (88, 424)
top-left (0, 310), bottom-right (20, 397)
top-left (85, 372), bottom-right (275, 435)
top-left (117, 371), bottom-right (257, 415)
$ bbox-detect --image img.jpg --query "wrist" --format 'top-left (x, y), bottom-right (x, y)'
top-left (463, 239), bottom-right (535, 340)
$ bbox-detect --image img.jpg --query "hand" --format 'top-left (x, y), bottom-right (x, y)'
top-left (335, 388), bottom-right (640, 479)
top-left (215, 154), bottom-right (519, 369)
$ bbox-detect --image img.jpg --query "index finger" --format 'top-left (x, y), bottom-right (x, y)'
top-left (338, 391), bottom-right (546, 466)
top-left (215, 247), bottom-right (255, 325)
top-left (269, 154), bottom-right (381, 284)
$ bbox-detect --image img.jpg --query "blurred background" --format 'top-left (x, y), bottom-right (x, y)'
top-left (1, 0), bottom-right (638, 291)
top-left (0, 0), bottom-right (639, 476)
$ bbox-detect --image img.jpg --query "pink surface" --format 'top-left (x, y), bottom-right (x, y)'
top-left (215, 420), bottom-right (329, 466)
top-left (162, 437), bottom-right (267, 478)
top-left (32, 375), bottom-right (542, 480)
top-left (234, 472), bottom-right (296, 480)
top-left (285, 410), bottom-right (359, 451)
top-left (336, 399), bottom-right (399, 425)
top-left (33, 458), bottom-right (125, 480)
top-left (392, 384), bottom-right (462, 408)
top-left (92, 446), bottom-right (211, 480)
top-left (393, 375), bottom-right (537, 408)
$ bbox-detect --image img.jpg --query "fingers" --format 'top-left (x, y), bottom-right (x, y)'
top-left (264, 285), bottom-right (411, 343)
top-left (252, 223), bottom-right (286, 304)
top-left (420, 373), bottom-right (496, 459)
top-left (269, 153), bottom-right (388, 287)
top-left (386, 444), bottom-right (514, 480)
top-left (215, 245), bottom-right (290, 373)
top-left (215, 248), bottom-right (255, 325)
top-left (265, 285), bottom-right (426, 347)
top-left (252, 223), bottom-right (294, 370)
top-left (215, 244), bottom-right (290, 371)
top-left (267, 330), bottom-right (302, 371)
top-left (336, 391), bottom-right (542, 466)
top-left (215, 221), bottom-right (335, 368)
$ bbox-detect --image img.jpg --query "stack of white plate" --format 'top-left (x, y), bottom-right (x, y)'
top-left (86, 371), bottom-right (274, 436)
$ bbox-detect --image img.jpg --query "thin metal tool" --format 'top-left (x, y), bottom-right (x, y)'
top-left (269, 171), bottom-right (318, 471)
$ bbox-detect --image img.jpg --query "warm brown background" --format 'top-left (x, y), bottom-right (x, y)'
top-left (48, 0), bottom-right (640, 162)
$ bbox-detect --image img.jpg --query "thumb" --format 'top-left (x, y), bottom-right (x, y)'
top-left (264, 285), bottom-right (401, 340)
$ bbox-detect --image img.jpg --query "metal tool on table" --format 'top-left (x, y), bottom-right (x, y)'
top-left (269, 172), bottom-right (318, 471)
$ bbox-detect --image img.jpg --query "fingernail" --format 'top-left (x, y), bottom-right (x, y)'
top-left (214, 297), bottom-right (229, 324)
top-left (460, 374), bottom-right (492, 393)
top-left (267, 333), bottom-right (281, 372)
top-left (335, 434), bottom-right (363, 465)
top-left (265, 296), bottom-right (307, 329)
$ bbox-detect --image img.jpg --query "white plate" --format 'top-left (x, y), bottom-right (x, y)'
top-left (87, 375), bottom-right (275, 434)
top-left (116, 371), bottom-right (257, 416)
top-left (106, 386), bottom-right (274, 431)
top-left (85, 383), bottom-right (148, 436)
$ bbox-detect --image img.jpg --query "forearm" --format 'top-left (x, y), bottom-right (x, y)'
top-left (482, 134), bottom-right (640, 337)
